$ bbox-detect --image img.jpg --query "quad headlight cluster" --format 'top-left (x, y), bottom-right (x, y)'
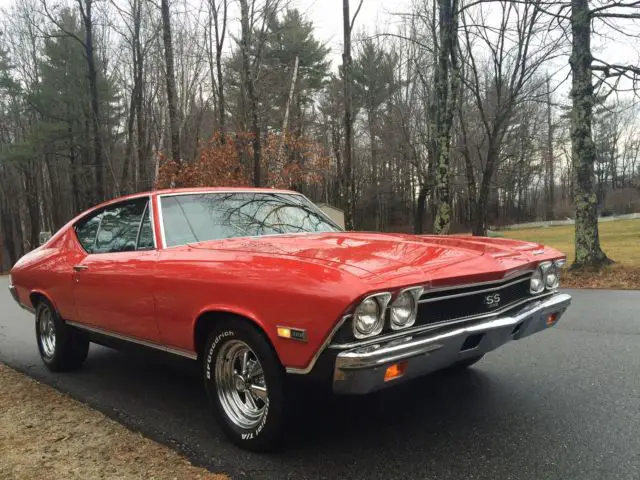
top-left (530, 259), bottom-right (565, 294)
top-left (352, 287), bottom-right (424, 339)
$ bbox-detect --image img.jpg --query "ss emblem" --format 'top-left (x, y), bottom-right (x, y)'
top-left (484, 293), bottom-right (501, 308)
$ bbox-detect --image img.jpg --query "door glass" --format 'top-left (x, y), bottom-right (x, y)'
top-left (95, 199), bottom-right (147, 253)
top-left (75, 212), bottom-right (103, 253)
top-left (137, 203), bottom-right (155, 250)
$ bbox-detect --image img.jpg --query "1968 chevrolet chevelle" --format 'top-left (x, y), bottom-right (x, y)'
top-left (9, 187), bottom-right (571, 450)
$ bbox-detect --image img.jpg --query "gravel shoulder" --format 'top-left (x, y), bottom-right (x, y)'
top-left (0, 363), bottom-right (226, 480)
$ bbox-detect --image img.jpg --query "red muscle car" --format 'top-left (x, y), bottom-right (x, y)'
top-left (9, 187), bottom-right (571, 451)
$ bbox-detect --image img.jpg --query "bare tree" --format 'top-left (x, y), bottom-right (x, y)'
top-left (161, 0), bottom-right (181, 165)
top-left (459, 0), bottom-right (559, 235)
top-left (341, 0), bottom-right (364, 229)
top-left (239, 0), bottom-right (261, 186)
top-left (432, 0), bottom-right (460, 234)
top-left (205, 0), bottom-right (228, 139)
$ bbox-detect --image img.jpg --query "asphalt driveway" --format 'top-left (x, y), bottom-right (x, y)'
top-left (0, 277), bottom-right (638, 479)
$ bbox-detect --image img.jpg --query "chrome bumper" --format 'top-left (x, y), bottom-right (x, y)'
top-left (332, 293), bottom-right (571, 394)
top-left (8, 283), bottom-right (20, 304)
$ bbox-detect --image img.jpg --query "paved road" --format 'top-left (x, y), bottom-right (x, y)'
top-left (1, 278), bottom-right (639, 480)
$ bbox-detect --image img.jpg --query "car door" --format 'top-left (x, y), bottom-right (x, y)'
top-left (72, 197), bottom-right (161, 342)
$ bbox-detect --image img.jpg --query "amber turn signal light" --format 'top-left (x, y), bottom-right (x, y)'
top-left (384, 361), bottom-right (408, 382)
top-left (277, 326), bottom-right (307, 341)
top-left (546, 313), bottom-right (558, 327)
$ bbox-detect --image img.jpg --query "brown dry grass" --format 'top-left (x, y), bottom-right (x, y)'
top-left (0, 363), bottom-right (227, 480)
top-left (501, 219), bottom-right (640, 289)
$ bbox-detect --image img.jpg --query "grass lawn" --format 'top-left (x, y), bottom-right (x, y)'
top-left (502, 219), bottom-right (640, 289)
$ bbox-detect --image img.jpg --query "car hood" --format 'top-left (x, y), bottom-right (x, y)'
top-left (189, 232), bottom-right (551, 288)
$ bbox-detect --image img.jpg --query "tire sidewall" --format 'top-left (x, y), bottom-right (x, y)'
top-left (203, 322), bottom-right (285, 450)
top-left (34, 299), bottom-right (89, 371)
top-left (35, 301), bottom-right (60, 367)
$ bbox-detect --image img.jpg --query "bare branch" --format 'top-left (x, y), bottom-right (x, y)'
top-left (350, 0), bottom-right (365, 32)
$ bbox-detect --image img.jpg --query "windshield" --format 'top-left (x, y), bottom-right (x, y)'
top-left (160, 192), bottom-right (341, 247)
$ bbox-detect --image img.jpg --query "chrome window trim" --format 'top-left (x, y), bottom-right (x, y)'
top-left (418, 274), bottom-right (532, 304)
top-left (148, 195), bottom-right (158, 249)
top-left (329, 292), bottom-right (553, 350)
top-left (285, 314), bottom-right (352, 374)
top-left (66, 321), bottom-right (197, 360)
top-left (156, 190), bottom-right (342, 249)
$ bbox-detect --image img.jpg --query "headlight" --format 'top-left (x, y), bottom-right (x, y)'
top-left (353, 293), bottom-right (390, 339)
top-left (390, 287), bottom-right (423, 330)
top-left (546, 259), bottom-right (565, 290)
top-left (545, 263), bottom-right (560, 290)
top-left (530, 265), bottom-right (545, 294)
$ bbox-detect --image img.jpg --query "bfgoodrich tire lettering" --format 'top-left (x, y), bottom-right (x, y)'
top-left (35, 299), bottom-right (89, 372)
top-left (203, 321), bottom-right (286, 451)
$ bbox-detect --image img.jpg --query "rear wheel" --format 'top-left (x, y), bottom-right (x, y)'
top-left (35, 299), bottom-right (89, 372)
top-left (203, 321), bottom-right (287, 451)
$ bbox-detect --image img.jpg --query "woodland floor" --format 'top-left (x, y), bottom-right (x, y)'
top-left (502, 218), bottom-right (640, 289)
top-left (0, 363), bottom-right (226, 480)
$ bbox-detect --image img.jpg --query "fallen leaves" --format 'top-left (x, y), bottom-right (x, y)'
top-left (0, 364), bottom-right (227, 480)
top-left (561, 265), bottom-right (640, 290)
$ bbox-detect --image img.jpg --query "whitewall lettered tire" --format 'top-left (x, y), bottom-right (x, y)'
top-left (203, 321), bottom-right (287, 451)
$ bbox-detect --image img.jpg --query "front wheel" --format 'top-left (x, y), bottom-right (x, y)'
top-left (203, 321), bottom-right (287, 451)
top-left (35, 299), bottom-right (89, 372)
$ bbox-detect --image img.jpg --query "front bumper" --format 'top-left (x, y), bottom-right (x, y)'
top-left (332, 293), bottom-right (571, 394)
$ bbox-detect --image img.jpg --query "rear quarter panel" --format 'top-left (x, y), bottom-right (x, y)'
top-left (10, 228), bottom-right (83, 319)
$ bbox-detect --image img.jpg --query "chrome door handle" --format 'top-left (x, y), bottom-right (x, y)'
top-left (73, 265), bottom-right (89, 272)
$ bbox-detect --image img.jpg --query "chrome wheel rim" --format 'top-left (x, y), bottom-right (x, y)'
top-left (214, 340), bottom-right (268, 429)
top-left (38, 306), bottom-right (56, 358)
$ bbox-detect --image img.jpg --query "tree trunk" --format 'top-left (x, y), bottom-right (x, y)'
top-left (433, 0), bottom-right (459, 235)
top-left (569, 0), bottom-right (612, 268)
top-left (24, 164), bottom-right (40, 250)
top-left (214, 0), bottom-right (227, 140)
top-left (342, 0), bottom-right (355, 229)
top-left (415, 183), bottom-right (428, 234)
top-left (161, 0), bottom-right (181, 165)
top-left (368, 108), bottom-right (379, 230)
top-left (239, 0), bottom-right (261, 187)
top-left (80, 0), bottom-right (104, 203)
top-left (546, 75), bottom-right (555, 220)
top-left (121, 0), bottom-right (143, 194)
top-left (0, 199), bottom-right (17, 267)
top-left (472, 143), bottom-right (498, 236)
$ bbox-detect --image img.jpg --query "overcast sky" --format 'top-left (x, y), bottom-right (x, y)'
top-left (1, 0), bottom-right (638, 99)
top-left (297, 0), bottom-right (411, 62)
